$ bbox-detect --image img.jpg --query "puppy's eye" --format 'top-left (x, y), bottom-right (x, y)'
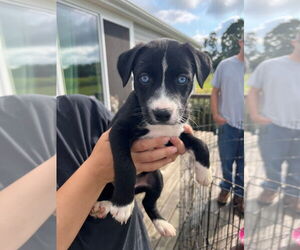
top-left (139, 74), bottom-right (150, 84)
top-left (177, 75), bottom-right (188, 84)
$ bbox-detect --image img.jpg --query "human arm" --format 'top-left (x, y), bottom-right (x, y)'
top-left (57, 127), bottom-right (188, 250)
top-left (247, 87), bottom-right (272, 125)
top-left (211, 87), bottom-right (227, 125)
top-left (0, 156), bottom-right (56, 250)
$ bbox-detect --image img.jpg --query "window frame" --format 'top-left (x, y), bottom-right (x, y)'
top-left (57, 1), bottom-right (108, 106)
top-left (0, 0), bottom-right (55, 96)
top-left (59, 0), bottom-right (136, 110)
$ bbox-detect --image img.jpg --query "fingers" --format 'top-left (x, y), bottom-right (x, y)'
top-left (183, 124), bottom-right (194, 135)
top-left (133, 146), bottom-right (178, 163)
top-left (170, 137), bottom-right (186, 155)
top-left (131, 137), bottom-right (170, 152)
top-left (141, 157), bottom-right (175, 172)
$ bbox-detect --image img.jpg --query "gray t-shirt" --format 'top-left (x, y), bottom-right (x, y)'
top-left (212, 56), bottom-right (244, 129)
top-left (248, 56), bottom-right (300, 130)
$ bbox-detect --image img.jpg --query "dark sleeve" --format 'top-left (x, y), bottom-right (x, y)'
top-left (57, 94), bottom-right (112, 189)
top-left (57, 95), bottom-right (152, 250)
top-left (0, 95), bottom-right (56, 188)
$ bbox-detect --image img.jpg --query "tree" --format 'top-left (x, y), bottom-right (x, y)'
top-left (264, 19), bottom-right (300, 59)
top-left (204, 32), bottom-right (220, 66)
top-left (221, 18), bottom-right (244, 60)
top-left (204, 18), bottom-right (244, 70)
top-left (245, 32), bottom-right (264, 71)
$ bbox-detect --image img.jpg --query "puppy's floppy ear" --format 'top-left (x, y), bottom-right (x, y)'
top-left (117, 43), bottom-right (145, 87)
top-left (184, 43), bottom-right (212, 89)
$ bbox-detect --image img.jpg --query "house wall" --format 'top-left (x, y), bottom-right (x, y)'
top-left (134, 23), bottom-right (166, 44)
top-left (0, 0), bottom-right (198, 110)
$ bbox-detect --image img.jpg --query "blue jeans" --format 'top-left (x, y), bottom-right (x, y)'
top-left (218, 124), bottom-right (244, 197)
top-left (258, 124), bottom-right (300, 197)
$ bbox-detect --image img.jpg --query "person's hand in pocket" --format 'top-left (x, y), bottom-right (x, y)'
top-left (251, 114), bottom-right (272, 125)
top-left (213, 114), bottom-right (227, 125)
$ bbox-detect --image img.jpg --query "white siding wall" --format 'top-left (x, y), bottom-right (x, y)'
top-left (134, 23), bottom-right (167, 44)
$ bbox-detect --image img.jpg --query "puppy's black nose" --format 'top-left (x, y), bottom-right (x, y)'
top-left (153, 109), bottom-right (171, 122)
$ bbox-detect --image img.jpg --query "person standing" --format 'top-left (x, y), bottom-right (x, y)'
top-left (247, 32), bottom-right (300, 212)
top-left (210, 37), bottom-right (245, 214)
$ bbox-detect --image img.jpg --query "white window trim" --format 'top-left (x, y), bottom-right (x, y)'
top-left (59, 0), bottom-right (135, 110)
top-left (58, 0), bottom-right (115, 110)
top-left (100, 12), bottom-right (135, 49)
top-left (0, 28), bottom-right (15, 96)
top-left (0, 0), bottom-right (55, 96)
top-left (100, 12), bottom-right (135, 92)
top-left (98, 15), bottom-right (111, 110)
top-left (56, 40), bottom-right (66, 96)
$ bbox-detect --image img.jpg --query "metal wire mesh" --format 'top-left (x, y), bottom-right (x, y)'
top-left (175, 96), bottom-right (299, 249)
top-left (175, 122), bottom-right (244, 250)
top-left (245, 125), bottom-right (300, 250)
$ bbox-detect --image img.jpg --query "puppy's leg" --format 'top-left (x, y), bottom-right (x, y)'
top-left (109, 129), bottom-right (136, 224)
top-left (90, 183), bottom-right (114, 219)
top-left (180, 132), bottom-right (212, 186)
top-left (90, 200), bottom-right (112, 219)
top-left (137, 171), bottom-right (176, 237)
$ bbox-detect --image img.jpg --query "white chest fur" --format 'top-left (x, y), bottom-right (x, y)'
top-left (142, 124), bottom-right (185, 138)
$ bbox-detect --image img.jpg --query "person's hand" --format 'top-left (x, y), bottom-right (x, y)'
top-left (131, 124), bottom-right (193, 173)
top-left (87, 124), bottom-right (194, 183)
top-left (251, 114), bottom-right (272, 125)
top-left (213, 114), bottom-right (227, 125)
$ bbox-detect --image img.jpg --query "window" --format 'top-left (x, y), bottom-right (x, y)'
top-left (57, 3), bottom-right (104, 101)
top-left (0, 2), bottom-right (56, 95)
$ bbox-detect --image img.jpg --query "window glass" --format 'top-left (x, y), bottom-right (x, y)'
top-left (57, 3), bottom-right (103, 101)
top-left (0, 2), bottom-right (56, 95)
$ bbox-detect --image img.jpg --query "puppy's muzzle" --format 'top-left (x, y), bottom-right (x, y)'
top-left (152, 109), bottom-right (172, 123)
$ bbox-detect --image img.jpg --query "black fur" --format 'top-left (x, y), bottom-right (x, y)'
top-left (98, 39), bottom-right (212, 227)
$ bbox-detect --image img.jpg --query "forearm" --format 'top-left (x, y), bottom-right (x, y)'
top-left (56, 158), bottom-right (108, 250)
top-left (247, 88), bottom-right (260, 119)
top-left (210, 88), bottom-right (219, 116)
top-left (0, 156), bottom-right (56, 250)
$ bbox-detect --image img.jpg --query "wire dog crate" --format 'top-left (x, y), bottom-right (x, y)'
top-left (175, 175), bottom-right (244, 250)
top-left (245, 178), bottom-right (300, 250)
top-left (244, 125), bottom-right (300, 250)
top-left (174, 122), bottom-right (244, 250)
top-left (171, 96), bottom-right (300, 250)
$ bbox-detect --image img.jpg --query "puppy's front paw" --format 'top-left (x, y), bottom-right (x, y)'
top-left (110, 201), bottom-right (135, 224)
top-left (153, 219), bottom-right (176, 237)
top-left (194, 162), bottom-right (212, 186)
top-left (90, 200), bottom-right (112, 219)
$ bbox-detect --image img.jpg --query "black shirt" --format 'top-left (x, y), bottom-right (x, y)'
top-left (57, 95), bottom-right (151, 250)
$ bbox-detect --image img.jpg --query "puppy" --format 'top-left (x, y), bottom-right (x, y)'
top-left (90, 39), bottom-right (212, 237)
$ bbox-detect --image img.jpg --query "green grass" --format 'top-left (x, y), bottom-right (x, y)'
top-left (65, 76), bottom-right (103, 98)
top-left (14, 77), bottom-right (56, 95)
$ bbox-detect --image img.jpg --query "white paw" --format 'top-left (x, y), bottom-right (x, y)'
top-left (153, 219), bottom-right (176, 237)
top-left (90, 200), bottom-right (112, 219)
top-left (110, 201), bottom-right (135, 224)
top-left (194, 162), bottom-right (212, 186)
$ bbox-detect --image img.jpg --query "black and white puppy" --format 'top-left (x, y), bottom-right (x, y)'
top-left (91, 39), bottom-right (212, 237)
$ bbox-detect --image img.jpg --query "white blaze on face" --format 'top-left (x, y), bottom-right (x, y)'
top-left (161, 53), bottom-right (167, 91)
top-left (147, 53), bottom-right (181, 124)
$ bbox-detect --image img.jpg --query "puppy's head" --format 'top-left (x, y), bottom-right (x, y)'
top-left (117, 39), bottom-right (212, 125)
